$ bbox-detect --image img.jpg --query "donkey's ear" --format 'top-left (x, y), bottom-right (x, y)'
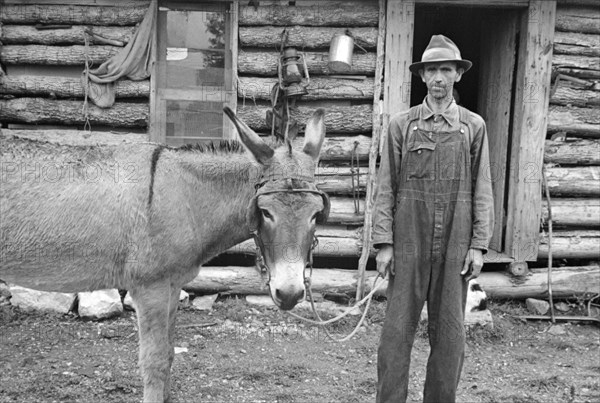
top-left (224, 107), bottom-right (274, 165)
top-left (302, 108), bottom-right (325, 160)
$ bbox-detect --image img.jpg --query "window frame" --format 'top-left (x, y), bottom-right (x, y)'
top-left (150, 0), bottom-right (238, 144)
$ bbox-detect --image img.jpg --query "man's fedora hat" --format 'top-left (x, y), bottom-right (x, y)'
top-left (409, 34), bottom-right (472, 75)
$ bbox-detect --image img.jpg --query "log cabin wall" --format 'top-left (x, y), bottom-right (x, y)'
top-left (0, 0), bottom-right (598, 298)
top-left (542, 1), bottom-right (600, 264)
top-left (229, 0), bottom-right (380, 266)
top-left (0, 1), bottom-right (151, 140)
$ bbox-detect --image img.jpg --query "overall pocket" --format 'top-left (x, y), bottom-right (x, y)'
top-left (404, 142), bottom-right (436, 181)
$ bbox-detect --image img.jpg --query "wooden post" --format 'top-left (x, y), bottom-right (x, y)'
top-left (380, 0), bottom-right (413, 154)
top-left (504, 1), bottom-right (556, 262)
top-left (225, 0), bottom-right (238, 140)
top-left (356, 0), bottom-right (387, 300)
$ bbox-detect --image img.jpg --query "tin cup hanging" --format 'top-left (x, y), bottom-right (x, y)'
top-left (328, 32), bottom-right (354, 72)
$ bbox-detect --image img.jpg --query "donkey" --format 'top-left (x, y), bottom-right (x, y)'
top-left (0, 107), bottom-right (328, 402)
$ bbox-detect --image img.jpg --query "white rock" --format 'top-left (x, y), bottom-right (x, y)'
top-left (123, 290), bottom-right (189, 311)
top-left (9, 285), bottom-right (75, 314)
top-left (526, 298), bottom-right (550, 315)
top-left (123, 292), bottom-right (135, 311)
top-left (78, 289), bottom-right (123, 319)
top-left (179, 290), bottom-right (190, 305)
top-left (554, 302), bottom-right (570, 313)
top-left (174, 347), bottom-right (188, 354)
top-left (192, 294), bottom-right (219, 311)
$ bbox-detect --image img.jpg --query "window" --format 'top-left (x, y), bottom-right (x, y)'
top-left (152, 1), bottom-right (235, 146)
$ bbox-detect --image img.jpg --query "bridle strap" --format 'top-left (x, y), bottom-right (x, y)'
top-left (254, 188), bottom-right (327, 198)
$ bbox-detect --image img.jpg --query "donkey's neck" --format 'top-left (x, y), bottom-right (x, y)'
top-left (155, 149), bottom-right (259, 264)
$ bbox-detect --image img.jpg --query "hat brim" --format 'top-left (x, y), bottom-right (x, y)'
top-left (409, 59), bottom-right (472, 76)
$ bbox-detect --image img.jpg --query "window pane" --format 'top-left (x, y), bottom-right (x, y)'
top-left (166, 100), bottom-right (223, 141)
top-left (166, 10), bottom-right (226, 50)
top-left (166, 49), bottom-right (225, 88)
top-left (155, 2), bottom-right (232, 144)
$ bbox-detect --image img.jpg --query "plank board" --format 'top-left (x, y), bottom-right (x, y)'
top-left (505, 1), bottom-right (557, 262)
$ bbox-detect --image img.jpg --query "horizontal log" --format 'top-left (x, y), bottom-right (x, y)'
top-left (0, 44), bottom-right (119, 65)
top-left (544, 139), bottom-right (600, 165)
top-left (542, 198), bottom-right (600, 227)
top-left (554, 31), bottom-right (600, 57)
top-left (555, 6), bottom-right (600, 34)
top-left (0, 25), bottom-right (134, 46)
top-left (557, 0), bottom-right (600, 6)
top-left (238, 50), bottom-right (376, 76)
top-left (239, 26), bottom-right (378, 49)
top-left (1, 129), bottom-right (148, 146)
top-left (185, 266), bottom-right (365, 296)
top-left (548, 105), bottom-right (600, 137)
top-left (238, 76), bottom-right (375, 101)
top-left (237, 104), bottom-right (373, 134)
top-left (225, 230), bottom-right (599, 262)
top-left (538, 230), bottom-right (600, 259)
top-left (304, 134), bottom-right (370, 161)
top-left (550, 83), bottom-right (600, 108)
top-left (227, 224), bottom-right (363, 258)
top-left (327, 197), bottom-right (364, 225)
top-left (238, 4), bottom-right (379, 27)
top-left (555, 67), bottom-right (600, 80)
top-left (184, 265), bottom-right (600, 300)
top-left (545, 166), bottom-right (600, 197)
top-left (316, 168), bottom-right (368, 195)
top-left (0, 98), bottom-right (148, 128)
top-left (553, 53), bottom-right (600, 71)
top-left (0, 75), bottom-right (149, 99)
top-left (477, 266), bottom-right (600, 299)
top-left (0, 5), bottom-right (147, 25)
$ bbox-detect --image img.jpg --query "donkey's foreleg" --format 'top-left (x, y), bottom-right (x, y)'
top-left (131, 282), bottom-right (176, 403)
top-left (163, 286), bottom-right (181, 402)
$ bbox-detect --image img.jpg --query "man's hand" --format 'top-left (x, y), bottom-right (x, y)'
top-left (376, 245), bottom-right (394, 277)
top-left (461, 248), bottom-right (483, 282)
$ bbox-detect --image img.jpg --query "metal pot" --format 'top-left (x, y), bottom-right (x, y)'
top-left (328, 33), bottom-right (354, 72)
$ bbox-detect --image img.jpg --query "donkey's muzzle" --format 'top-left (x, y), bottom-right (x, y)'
top-left (274, 286), bottom-right (305, 311)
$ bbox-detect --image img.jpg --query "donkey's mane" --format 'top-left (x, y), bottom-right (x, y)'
top-left (173, 140), bottom-right (245, 154)
top-left (173, 137), bottom-right (284, 155)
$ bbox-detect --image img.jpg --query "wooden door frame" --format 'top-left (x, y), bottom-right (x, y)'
top-left (381, 0), bottom-right (557, 263)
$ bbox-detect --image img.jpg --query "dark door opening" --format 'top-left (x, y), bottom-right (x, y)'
top-left (411, 4), bottom-right (521, 253)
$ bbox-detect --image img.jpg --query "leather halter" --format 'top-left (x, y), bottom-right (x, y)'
top-left (249, 181), bottom-right (328, 287)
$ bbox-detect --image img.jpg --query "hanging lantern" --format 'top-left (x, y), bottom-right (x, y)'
top-left (278, 47), bottom-right (309, 98)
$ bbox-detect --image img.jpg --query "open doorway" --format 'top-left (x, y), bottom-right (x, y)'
top-left (411, 4), bottom-right (521, 253)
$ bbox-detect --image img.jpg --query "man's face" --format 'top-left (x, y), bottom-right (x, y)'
top-left (419, 62), bottom-right (463, 100)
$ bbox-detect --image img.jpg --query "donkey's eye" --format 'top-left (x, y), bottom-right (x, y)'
top-left (311, 213), bottom-right (319, 222)
top-left (261, 209), bottom-right (273, 220)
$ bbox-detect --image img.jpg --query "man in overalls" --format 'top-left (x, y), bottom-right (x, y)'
top-left (372, 35), bottom-right (494, 402)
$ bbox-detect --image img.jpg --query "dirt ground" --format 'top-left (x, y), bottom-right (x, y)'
top-left (0, 297), bottom-right (598, 403)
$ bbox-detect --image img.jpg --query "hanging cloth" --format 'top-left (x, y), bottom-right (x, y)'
top-left (81, 0), bottom-right (157, 108)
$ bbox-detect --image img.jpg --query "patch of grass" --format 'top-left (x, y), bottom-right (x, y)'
top-left (528, 375), bottom-right (568, 393)
top-left (212, 296), bottom-right (250, 322)
top-left (548, 338), bottom-right (577, 351)
top-left (466, 322), bottom-right (506, 344)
